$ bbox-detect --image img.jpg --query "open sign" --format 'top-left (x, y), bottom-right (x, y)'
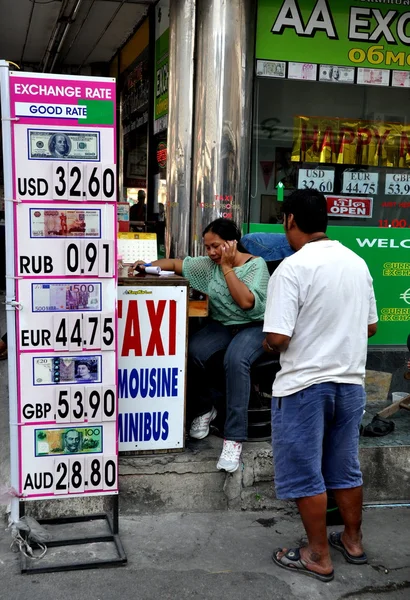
top-left (326, 196), bottom-right (373, 219)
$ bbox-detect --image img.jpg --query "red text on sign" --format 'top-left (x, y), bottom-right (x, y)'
top-left (118, 299), bottom-right (177, 357)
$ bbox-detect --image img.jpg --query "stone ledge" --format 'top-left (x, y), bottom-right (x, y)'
top-left (120, 460), bottom-right (219, 476)
top-left (120, 472), bottom-right (228, 514)
top-left (117, 436), bottom-right (410, 513)
top-left (361, 444), bottom-right (410, 502)
top-left (3, 436), bottom-right (410, 520)
top-left (117, 437), bottom-right (277, 512)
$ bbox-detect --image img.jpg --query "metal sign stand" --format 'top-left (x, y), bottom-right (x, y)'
top-left (18, 496), bottom-right (127, 574)
top-left (0, 60), bottom-right (20, 528)
top-left (0, 61), bottom-right (127, 574)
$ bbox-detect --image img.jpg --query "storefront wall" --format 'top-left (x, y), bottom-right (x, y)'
top-left (252, 0), bottom-right (410, 351)
top-left (109, 0), bottom-right (410, 448)
top-left (113, 0), bottom-right (410, 351)
top-left (152, 0), bottom-right (170, 256)
top-left (117, 18), bottom-right (150, 221)
top-left (110, 4), bottom-right (169, 256)
top-left (250, 1), bottom-right (410, 444)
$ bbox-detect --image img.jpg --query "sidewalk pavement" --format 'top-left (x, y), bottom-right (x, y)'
top-left (0, 506), bottom-right (409, 600)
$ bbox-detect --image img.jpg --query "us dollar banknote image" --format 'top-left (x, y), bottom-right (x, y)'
top-left (319, 65), bottom-right (355, 84)
top-left (28, 130), bottom-right (100, 160)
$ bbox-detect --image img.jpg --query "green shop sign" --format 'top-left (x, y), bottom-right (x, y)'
top-left (248, 223), bottom-right (410, 346)
top-left (257, 0), bottom-right (410, 70)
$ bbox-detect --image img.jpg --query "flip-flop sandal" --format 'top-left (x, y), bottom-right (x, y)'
top-left (272, 547), bottom-right (334, 582)
top-left (363, 416), bottom-right (394, 437)
top-left (328, 532), bottom-right (368, 565)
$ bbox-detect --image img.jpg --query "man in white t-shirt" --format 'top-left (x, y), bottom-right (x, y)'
top-left (263, 189), bottom-right (378, 583)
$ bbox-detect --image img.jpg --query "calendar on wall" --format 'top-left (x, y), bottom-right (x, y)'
top-left (117, 232), bottom-right (158, 264)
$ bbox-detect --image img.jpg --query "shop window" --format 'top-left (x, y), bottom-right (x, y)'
top-left (153, 131), bottom-right (167, 257)
top-left (250, 78), bottom-right (410, 229)
top-left (120, 49), bottom-right (150, 231)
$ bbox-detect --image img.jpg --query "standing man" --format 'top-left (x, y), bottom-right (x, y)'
top-left (263, 189), bottom-right (377, 583)
top-left (130, 190), bottom-right (146, 222)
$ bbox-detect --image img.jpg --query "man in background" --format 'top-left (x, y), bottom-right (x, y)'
top-left (263, 189), bottom-right (378, 582)
top-left (130, 189), bottom-right (146, 223)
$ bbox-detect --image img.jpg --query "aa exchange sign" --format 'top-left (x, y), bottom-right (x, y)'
top-left (257, 0), bottom-right (410, 71)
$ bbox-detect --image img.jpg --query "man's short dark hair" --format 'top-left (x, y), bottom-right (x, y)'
top-left (282, 189), bottom-right (328, 234)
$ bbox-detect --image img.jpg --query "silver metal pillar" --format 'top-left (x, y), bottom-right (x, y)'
top-left (166, 0), bottom-right (196, 259)
top-left (191, 0), bottom-right (255, 255)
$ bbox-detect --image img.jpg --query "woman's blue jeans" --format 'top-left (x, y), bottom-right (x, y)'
top-left (187, 320), bottom-right (266, 441)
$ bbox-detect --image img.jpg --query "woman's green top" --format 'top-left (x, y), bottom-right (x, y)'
top-left (182, 256), bottom-right (269, 325)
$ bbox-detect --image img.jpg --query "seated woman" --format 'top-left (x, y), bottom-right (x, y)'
top-left (132, 218), bottom-right (270, 473)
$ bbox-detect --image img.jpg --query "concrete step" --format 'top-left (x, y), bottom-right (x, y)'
top-left (4, 436), bottom-right (410, 521)
top-left (117, 435), bottom-right (410, 514)
top-left (119, 436), bottom-right (288, 514)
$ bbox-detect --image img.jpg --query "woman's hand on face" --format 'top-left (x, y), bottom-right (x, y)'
top-left (221, 240), bottom-right (237, 269)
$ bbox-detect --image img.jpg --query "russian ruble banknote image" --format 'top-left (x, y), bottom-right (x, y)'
top-left (30, 208), bottom-right (100, 237)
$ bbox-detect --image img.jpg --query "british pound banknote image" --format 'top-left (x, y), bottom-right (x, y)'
top-left (28, 130), bottom-right (100, 161)
top-left (32, 282), bottom-right (101, 312)
top-left (35, 426), bottom-right (103, 456)
top-left (30, 208), bottom-right (100, 237)
top-left (319, 65), bottom-right (355, 84)
top-left (33, 355), bottom-right (102, 385)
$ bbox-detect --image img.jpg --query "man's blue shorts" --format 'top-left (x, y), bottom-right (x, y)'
top-left (271, 382), bottom-right (365, 500)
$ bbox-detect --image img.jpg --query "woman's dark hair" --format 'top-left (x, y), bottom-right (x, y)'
top-left (202, 218), bottom-right (247, 252)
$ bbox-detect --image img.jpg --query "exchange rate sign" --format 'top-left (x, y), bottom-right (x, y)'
top-left (3, 70), bottom-right (118, 500)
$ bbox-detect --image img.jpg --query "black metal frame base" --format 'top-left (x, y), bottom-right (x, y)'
top-left (19, 498), bottom-right (127, 574)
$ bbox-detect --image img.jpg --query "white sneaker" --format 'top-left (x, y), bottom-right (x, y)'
top-left (189, 407), bottom-right (217, 439)
top-left (217, 440), bottom-right (242, 473)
